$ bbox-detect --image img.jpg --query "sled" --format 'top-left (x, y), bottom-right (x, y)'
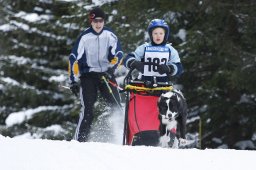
top-left (122, 63), bottom-right (173, 147)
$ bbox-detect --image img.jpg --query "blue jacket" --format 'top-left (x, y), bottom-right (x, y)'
top-left (69, 26), bottom-right (123, 83)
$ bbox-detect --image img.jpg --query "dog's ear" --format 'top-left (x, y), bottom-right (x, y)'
top-left (157, 96), bottom-right (164, 111)
top-left (157, 96), bottom-right (168, 114)
top-left (173, 93), bottom-right (182, 112)
top-left (157, 96), bottom-right (162, 106)
top-left (158, 96), bottom-right (165, 106)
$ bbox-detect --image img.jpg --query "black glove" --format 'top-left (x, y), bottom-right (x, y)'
top-left (105, 67), bottom-right (115, 79)
top-left (157, 64), bottom-right (174, 75)
top-left (70, 82), bottom-right (79, 97)
top-left (128, 59), bottom-right (144, 73)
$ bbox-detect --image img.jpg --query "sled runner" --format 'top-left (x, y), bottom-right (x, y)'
top-left (122, 63), bottom-right (174, 147)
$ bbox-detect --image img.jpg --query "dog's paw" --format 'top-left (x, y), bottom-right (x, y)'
top-left (172, 138), bottom-right (179, 148)
top-left (159, 136), bottom-right (170, 148)
top-left (179, 138), bottom-right (187, 145)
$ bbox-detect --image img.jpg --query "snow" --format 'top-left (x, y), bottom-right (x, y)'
top-left (176, 28), bottom-right (186, 41)
top-left (43, 125), bottom-right (67, 135)
top-left (49, 74), bottom-right (67, 82)
top-left (15, 11), bottom-right (52, 23)
top-left (5, 106), bottom-right (60, 127)
top-left (58, 0), bottom-right (118, 4)
top-left (1, 105), bottom-right (256, 169)
top-left (234, 140), bottom-right (255, 150)
top-left (1, 77), bottom-right (20, 86)
top-left (92, 0), bottom-right (118, 6)
top-left (0, 135), bottom-right (255, 170)
top-left (0, 24), bottom-right (15, 31)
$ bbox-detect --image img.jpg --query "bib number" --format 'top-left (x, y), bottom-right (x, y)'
top-left (145, 58), bottom-right (167, 72)
top-left (143, 46), bottom-right (170, 77)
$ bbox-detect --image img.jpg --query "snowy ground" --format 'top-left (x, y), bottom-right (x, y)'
top-left (0, 135), bottom-right (255, 170)
top-left (1, 73), bottom-right (255, 170)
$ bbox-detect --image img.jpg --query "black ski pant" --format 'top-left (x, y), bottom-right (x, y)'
top-left (74, 72), bottom-right (121, 142)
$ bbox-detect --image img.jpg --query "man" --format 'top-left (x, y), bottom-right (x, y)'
top-left (68, 7), bottom-right (123, 142)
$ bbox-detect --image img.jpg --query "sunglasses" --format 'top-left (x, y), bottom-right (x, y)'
top-left (92, 18), bottom-right (104, 23)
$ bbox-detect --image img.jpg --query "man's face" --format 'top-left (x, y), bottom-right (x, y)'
top-left (91, 17), bottom-right (104, 33)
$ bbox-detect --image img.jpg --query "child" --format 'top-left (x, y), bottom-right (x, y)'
top-left (124, 19), bottom-right (183, 83)
top-left (123, 19), bottom-right (184, 146)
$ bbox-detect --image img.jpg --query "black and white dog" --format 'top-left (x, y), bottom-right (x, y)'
top-left (157, 89), bottom-right (188, 148)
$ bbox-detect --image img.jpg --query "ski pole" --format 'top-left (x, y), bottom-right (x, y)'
top-left (106, 79), bottom-right (123, 91)
top-left (122, 73), bottom-right (132, 145)
top-left (101, 76), bottom-right (123, 112)
top-left (122, 90), bottom-right (130, 145)
top-left (199, 116), bottom-right (202, 149)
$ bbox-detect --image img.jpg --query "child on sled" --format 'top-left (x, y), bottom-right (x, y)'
top-left (123, 19), bottom-right (184, 146)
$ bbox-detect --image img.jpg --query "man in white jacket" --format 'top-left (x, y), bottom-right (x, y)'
top-left (68, 7), bottom-right (123, 142)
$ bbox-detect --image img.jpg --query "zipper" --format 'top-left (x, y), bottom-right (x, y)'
top-left (97, 35), bottom-right (102, 72)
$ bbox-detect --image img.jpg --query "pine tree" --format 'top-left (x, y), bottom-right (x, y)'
top-left (180, 0), bottom-right (256, 149)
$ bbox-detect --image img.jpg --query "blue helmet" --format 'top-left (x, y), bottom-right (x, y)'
top-left (147, 19), bottom-right (170, 44)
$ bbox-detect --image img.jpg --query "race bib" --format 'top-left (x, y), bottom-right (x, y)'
top-left (143, 46), bottom-right (169, 77)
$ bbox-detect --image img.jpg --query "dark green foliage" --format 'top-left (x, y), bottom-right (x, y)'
top-left (179, 0), bottom-right (256, 149)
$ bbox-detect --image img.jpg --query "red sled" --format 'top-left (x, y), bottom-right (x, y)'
top-left (127, 92), bottom-right (161, 145)
top-left (122, 63), bottom-right (172, 146)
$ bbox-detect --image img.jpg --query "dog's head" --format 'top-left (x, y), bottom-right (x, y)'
top-left (158, 91), bottom-right (180, 121)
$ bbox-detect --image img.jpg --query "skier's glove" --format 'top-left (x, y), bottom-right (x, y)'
top-left (128, 59), bottom-right (144, 73)
top-left (157, 64), bottom-right (174, 75)
top-left (105, 67), bottom-right (115, 79)
top-left (110, 56), bottom-right (118, 65)
top-left (70, 82), bottom-right (79, 97)
top-left (108, 46), bottom-right (118, 65)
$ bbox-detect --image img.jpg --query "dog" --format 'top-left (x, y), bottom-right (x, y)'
top-left (157, 89), bottom-right (188, 148)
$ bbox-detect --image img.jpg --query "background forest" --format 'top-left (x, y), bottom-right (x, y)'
top-left (0, 0), bottom-right (255, 149)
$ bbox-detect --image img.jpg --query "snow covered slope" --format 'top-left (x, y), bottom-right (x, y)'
top-left (0, 136), bottom-right (255, 170)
